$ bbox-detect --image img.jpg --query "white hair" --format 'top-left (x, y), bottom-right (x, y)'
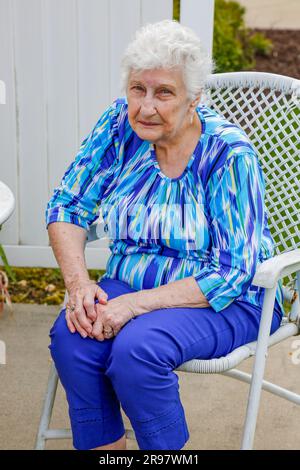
top-left (120, 19), bottom-right (214, 101)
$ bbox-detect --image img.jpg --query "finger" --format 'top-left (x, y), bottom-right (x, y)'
top-left (96, 286), bottom-right (108, 305)
top-left (65, 309), bottom-right (76, 333)
top-left (66, 309), bottom-right (93, 338)
top-left (95, 302), bottom-right (106, 318)
top-left (112, 326), bottom-right (119, 336)
top-left (91, 316), bottom-right (105, 341)
top-left (74, 293), bottom-right (93, 334)
top-left (70, 313), bottom-right (90, 338)
top-left (103, 326), bottom-right (115, 339)
top-left (82, 293), bottom-right (97, 322)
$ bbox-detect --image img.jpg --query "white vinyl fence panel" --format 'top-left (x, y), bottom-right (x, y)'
top-left (180, 0), bottom-right (215, 57)
top-left (0, 0), bottom-right (214, 269)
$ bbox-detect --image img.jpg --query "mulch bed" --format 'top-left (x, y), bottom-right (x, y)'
top-left (250, 29), bottom-right (300, 79)
top-left (0, 267), bottom-right (105, 307)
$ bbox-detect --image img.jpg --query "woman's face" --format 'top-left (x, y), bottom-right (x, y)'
top-left (127, 68), bottom-right (197, 145)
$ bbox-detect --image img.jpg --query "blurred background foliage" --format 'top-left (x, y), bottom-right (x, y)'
top-left (173, 0), bottom-right (272, 72)
top-left (0, 267), bottom-right (105, 306)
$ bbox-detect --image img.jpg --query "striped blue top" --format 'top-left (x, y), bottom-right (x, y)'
top-left (45, 97), bottom-right (284, 314)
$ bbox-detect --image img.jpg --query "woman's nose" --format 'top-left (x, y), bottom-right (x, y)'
top-left (140, 96), bottom-right (156, 115)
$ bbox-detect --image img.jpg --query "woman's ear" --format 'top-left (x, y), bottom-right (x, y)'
top-left (193, 94), bottom-right (201, 108)
top-left (189, 94), bottom-right (201, 112)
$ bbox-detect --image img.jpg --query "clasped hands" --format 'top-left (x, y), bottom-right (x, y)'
top-left (65, 280), bottom-right (136, 341)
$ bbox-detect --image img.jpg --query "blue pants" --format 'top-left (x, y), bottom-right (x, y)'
top-left (48, 278), bottom-right (283, 450)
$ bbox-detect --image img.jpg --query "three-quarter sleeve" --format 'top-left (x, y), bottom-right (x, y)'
top-left (195, 151), bottom-right (266, 312)
top-left (45, 101), bottom-right (121, 231)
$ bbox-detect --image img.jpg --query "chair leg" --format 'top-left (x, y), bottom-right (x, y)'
top-left (241, 286), bottom-right (277, 450)
top-left (34, 361), bottom-right (59, 450)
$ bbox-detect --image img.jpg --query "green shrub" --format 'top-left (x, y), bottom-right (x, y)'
top-left (249, 31), bottom-right (273, 57)
top-left (173, 0), bottom-right (273, 73)
top-left (173, 0), bottom-right (180, 21)
top-left (213, 0), bottom-right (253, 72)
top-left (214, 1), bottom-right (273, 71)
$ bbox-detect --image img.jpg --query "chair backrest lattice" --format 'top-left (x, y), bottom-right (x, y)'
top-left (201, 72), bottom-right (300, 287)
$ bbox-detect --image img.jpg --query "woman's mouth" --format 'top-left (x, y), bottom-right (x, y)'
top-left (138, 121), bottom-right (160, 127)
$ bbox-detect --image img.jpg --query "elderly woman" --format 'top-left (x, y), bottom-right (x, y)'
top-left (46, 20), bottom-right (284, 451)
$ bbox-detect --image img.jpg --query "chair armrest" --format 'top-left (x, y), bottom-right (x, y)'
top-left (252, 249), bottom-right (300, 288)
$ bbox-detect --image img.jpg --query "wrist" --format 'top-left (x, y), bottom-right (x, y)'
top-left (66, 276), bottom-right (95, 293)
top-left (129, 289), bottom-right (160, 316)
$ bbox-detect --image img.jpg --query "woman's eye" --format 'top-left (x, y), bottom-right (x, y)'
top-left (132, 86), bottom-right (144, 91)
top-left (159, 89), bottom-right (171, 95)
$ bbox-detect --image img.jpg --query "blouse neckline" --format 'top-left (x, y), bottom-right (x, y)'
top-left (149, 106), bottom-right (206, 182)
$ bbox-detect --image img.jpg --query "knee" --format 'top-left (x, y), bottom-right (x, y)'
top-left (48, 308), bottom-right (76, 362)
top-left (105, 323), bottom-right (175, 386)
top-left (49, 308), bottom-right (113, 370)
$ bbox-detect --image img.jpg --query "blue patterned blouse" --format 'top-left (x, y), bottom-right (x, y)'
top-left (45, 97), bottom-right (284, 314)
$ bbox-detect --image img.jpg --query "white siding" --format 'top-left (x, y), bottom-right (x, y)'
top-left (0, 0), bottom-right (18, 248)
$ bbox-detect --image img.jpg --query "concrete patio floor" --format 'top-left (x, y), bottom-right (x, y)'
top-left (0, 303), bottom-right (299, 450)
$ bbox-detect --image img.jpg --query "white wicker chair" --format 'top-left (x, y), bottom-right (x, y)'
top-left (35, 72), bottom-right (300, 450)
